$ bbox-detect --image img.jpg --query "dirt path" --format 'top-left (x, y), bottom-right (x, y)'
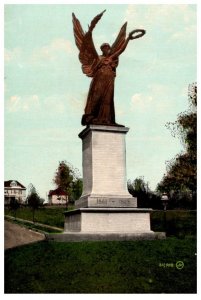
top-left (4, 220), bottom-right (45, 249)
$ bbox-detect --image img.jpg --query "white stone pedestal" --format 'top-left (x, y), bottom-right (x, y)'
top-left (64, 208), bottom-right (153, 233)
top-left (49, 125), bottom-right (165, 242)
top-left (54, 207), bottom-right (160, 241)
top-left (75, 125), bottom-right (137, 208)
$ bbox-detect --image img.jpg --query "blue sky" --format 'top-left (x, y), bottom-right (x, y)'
top-left (4, 3), bottom-right (196, 200)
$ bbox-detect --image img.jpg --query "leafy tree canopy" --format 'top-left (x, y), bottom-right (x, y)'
top-left (53, 161), bottom-right (82, 204)
top-left (128, 177), bottom-right (162, 209)
top-left (26, 184), bottom-right (41, 222)
top-left (157, 83), bottom-right (197, 209)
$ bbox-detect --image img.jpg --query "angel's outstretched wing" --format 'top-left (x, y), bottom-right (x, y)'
top-left (110, 22), bottom-right (127, 56)
top-left (72, 11), bottom-right (105, 77)
top-left (72, 13), bottom-right (84, 51)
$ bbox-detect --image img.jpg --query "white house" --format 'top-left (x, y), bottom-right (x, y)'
top-left (48, 188), bottom-right (68, 205)
top-left (4, 180), bottom-right (26, 205)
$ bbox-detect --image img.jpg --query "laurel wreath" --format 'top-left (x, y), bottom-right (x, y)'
top-left (129, 29), bottom-right (146, 40)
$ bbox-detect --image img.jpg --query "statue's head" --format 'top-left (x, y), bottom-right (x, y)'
top-left (100, 43), bottom-right (111, 55)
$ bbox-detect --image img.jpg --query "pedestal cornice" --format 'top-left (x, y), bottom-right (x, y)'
top-left (79, 125), bottom-right (130, 139)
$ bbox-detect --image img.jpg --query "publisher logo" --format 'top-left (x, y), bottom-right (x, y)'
top-left (176, 261), bottom-right (184, 270)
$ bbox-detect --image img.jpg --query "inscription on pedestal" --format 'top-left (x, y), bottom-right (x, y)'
top-left (96, 198), bottom-right (133, 206)
top-left (95, 198), bottom-right (136, 207)
top-left (75, 196), bottom-right (137, 208)
top-left (97, 198), bottom-right (108, 205)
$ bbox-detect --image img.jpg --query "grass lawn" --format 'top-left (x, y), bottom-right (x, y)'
top-left (5, 237), bottom-right (196, 293)
top-left (4, 206), bottom-right (73, 228)
top-left (5, 217), bottom-right (63, 233)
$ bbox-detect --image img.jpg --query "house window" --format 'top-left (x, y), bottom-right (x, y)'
top-left (10, 181), bottom-right (17, 187)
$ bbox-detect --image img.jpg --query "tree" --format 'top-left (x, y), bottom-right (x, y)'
top-left (70, 178), bottom-right (83, 204)
top-left (128, 177), bottom-right (162, 209)
top-left (26, 184), bottom-right (41, 222)
top-left (9, 198), bottom-right (20, 220)
top-left (128, 177), bottom-right (148, 207)
top-left (53, 161), bottom-right (82, 208)
top-left (40, 198), bottom-right (45, 206)
top-left (157, 83), bottom-right (197, 209)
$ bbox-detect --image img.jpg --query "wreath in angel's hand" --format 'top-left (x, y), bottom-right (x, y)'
top-left (129, 29), bottom-right (146, 40)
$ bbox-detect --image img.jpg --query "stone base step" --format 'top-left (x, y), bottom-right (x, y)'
top-left (46, 231), bottom-right (166, 242)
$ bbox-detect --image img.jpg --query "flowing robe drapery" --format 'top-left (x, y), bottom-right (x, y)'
top-left (81, 55), bottom-right (119, 126)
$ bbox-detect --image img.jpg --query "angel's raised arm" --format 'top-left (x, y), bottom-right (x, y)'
top-left (110, 24), bottom-right (146, 59)
top-left (110, 22), bottom-right (128, 58)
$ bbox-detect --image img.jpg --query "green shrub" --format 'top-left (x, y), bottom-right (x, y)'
top-left (151, 210), bottom-right (196, 237)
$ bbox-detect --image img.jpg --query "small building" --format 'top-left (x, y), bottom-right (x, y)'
top-left (4, 180), bottom-right (26, 205)
top-left (48, 188), bottom-right (68, 205)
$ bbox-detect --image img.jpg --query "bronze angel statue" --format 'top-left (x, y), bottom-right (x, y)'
top-left (72, 10), bottom-right (146, 126)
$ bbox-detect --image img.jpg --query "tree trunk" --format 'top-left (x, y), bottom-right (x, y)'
top-left (32, 209), bottom-right (35, 223)
top-left (65, 195), bottom-right (68, 210)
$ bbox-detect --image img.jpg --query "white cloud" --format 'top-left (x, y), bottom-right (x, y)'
top-left (116, 106), bottom-right (125, 116)
top-left (131, 93), bottom-right (153, 111)
top-left (4, 48), bottom-right (21, 63)
top-left (50, 39), bottom-right (72, 52)
top-left (20, 128), bottom-right (76, 145)
top-left (125, 4), bottom-right (195, 30)
top-left (124, 4), bottom-right (196, 48)
top-left (170, 24), bottom-right (196, 42)
top-left (6, 95), bottom-right (40, 112)
top-left (6, 93), bottom-right (81, 115)
top-left (149, 83), bottom-right (169, 95)
top-left (7, 95), bottom-right (21, 112)
top-left (130, 84), bottom-right (171, 113)
top-left (4, 38), bottom-right (72, 66)
top-left (43, 95), bottom-right (66, 114)
top-left (69, 93), bottom-right (86, 112)
top-left (31, 38), bottom-right (73, 63)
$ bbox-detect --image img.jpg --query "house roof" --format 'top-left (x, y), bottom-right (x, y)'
top-left (48, 188), bottom-right (67, 196)
top-left (4, 180), bottom-right (26, 189)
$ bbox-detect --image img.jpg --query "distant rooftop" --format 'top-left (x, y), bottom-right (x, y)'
top-left (48, 188), bottom-right (67, 197)
top-left (4, 180), bottom-right (26, 189)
